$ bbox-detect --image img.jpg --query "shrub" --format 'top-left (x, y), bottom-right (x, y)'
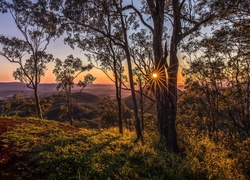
top-left (178, 124), bottom-right (245, 180)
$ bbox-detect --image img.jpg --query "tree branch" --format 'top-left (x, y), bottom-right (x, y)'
top-left (181, 14), bottom-right (215, 39)
top-left (122, 5), bottom-right (154, 33)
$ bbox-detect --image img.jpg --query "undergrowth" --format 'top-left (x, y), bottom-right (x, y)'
top-left (0, 117), bottom-right (248, 179)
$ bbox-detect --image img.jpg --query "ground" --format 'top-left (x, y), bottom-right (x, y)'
top-left (0, 118), bottom-right (78, 179)
top-left (0, 119), bottom-right (26, 178)
top-left (0, 119), bottom-right (25, 164)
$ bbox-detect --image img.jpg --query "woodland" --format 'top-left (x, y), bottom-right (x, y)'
top-left (0, 0), bottom-right (249, 179)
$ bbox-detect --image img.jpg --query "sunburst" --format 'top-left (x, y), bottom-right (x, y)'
top-left (146, 60), bottom-right (178, 98)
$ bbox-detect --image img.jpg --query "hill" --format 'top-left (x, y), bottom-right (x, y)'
top-left (0, 117), bottom-right (181, 179)
top-left (0, 117), bottom-right (247, 180)
top-left (0, 83), bottom-right (131, 100)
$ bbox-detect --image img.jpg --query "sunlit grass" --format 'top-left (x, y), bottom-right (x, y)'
top-left (0, 117), bottom-right (184, 179)
top-left (1, 117), bottom-right (248, 179)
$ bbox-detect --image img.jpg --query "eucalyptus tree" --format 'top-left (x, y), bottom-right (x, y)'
top-left (53, 55), bottom-right (94, 125)
top-left (48, 0), bottom-right (229, 151)
top-left (0, 0), bottom-right (57, 119)
top-left (181, 31), bottom-right (250, 139)
top-left (123, 0), bottom-right (224, 152)
top-left (69, 18), bottom-right (127, 133)
top-left (49, 0), bottom-right (143, 140)
top-left (182, 0), bottom-right (250, 139)
top-left (85, 39), bottom-right (126, 134)
top-left (131, 29), bottom-right (155, 130)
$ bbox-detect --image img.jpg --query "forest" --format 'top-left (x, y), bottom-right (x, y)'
top-left (0, 0), bottom-right (249, 179)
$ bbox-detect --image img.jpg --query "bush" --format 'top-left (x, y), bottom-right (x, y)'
top-left (178, 124), bottom-right (245, 180)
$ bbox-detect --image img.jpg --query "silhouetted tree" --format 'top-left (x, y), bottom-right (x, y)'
top-left (53, 54), bottom-right (95, 125)
top-left (49, 0), bottom-right (143, 140)
top-left (182, 21), bottom-right (250, 139)
top-left (48, 0), bottom-right (229, 151)
top-left (123, 0), bottom-right (222, 151)
top-left (0, 0), bottom-right (57, 119)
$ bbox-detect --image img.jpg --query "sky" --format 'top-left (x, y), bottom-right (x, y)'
top-left (0, 11), bottom-right (114, 84)
top-left (0, 8), bottom-right (184, 84)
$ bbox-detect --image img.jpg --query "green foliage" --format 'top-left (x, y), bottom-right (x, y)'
top-left (53, 55), bottom-right (94, 93)
top-left (1, 117), bottom-right (249, 179)
top-left (1, 94), bottom-right (53, 118)
top-left (53, 55), bottom-right (95, 124)
top-left (98, 97), bottom-right (133, 129)
top-left (98, 97), bottom-right (118, 128)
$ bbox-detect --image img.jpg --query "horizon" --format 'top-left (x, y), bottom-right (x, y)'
top-left (0, 81), bottom-right (185, 85)
top-left (0, 10), bottom-right (185, 85)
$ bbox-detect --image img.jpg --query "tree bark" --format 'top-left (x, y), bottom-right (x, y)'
top-left (34, 86), bottom-right (43, 119)
top-left (126, 48), bottom-right (143, 141)
top-left (120, 6), bottom-right (142, 141)
top-left (147, 0), bottom-right (179, 152)
top-left (114, 55), bottom-right (123, 134)
top-left (67, 88), bottom-right (73, 125)
top-left (139, 78), bottom-right (144, 130)
top-left (164, 0), bottom-right (181, 152)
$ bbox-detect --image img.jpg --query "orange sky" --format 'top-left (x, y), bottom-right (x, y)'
top-left (0, 57), bottom-right (184, 84)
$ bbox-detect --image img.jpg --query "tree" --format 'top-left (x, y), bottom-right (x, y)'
top-left (48, 0), bottom-right (226, 151)
top-left (98, 96), bottom-right (133, 130)
top-left (49, 0), bottom-right (143, 140)
top-left (123, 0), bottom-right (221, 151)
top-left (131, 29), bottom-right (155, 130)
top-left (75, 27), bottom-right (127, 134)
top-left (1, 93), bottom-right (53, 118)
top-left (0, 0), bottom-right (56, 119)
top-left (53, 54), bottom-right (95, 125)
top-left (182, 16), bottom-right (250, 139)
top-left (98, 96), bottom-right (118, 128)
top-left (86, 39), bottom-right (126, 134)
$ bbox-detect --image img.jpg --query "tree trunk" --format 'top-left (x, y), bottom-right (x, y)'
top-left (165, 0), bottom-right (181, 152)
top-left (165, 67), bottom-right (179, 152)
top-left (147, 0), bottom-right (179, 152)
top-left (34, 87), bottom-right (43, 119)
top-left (126, 49), bottom-right (143, 141)
top-left (67, 88), bottom-right (73, 125)
top-left (139, 78), bottom-right (144, 130)
top-left (148, 0), bottom-right (168, 144)
top-left (120, 8), bottom-right (142, 141)
top-left (118, 76), bottom-right (123, 133)
top-left (114, 58), bottom-right (123, 134)
top-left (34, 54), bottom-right (43, 119)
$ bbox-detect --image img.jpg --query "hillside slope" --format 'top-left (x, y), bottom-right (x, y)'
top-left (0, 117), bottom-right (179, 179)
top-left (0, 117), bottom-right (247, 180)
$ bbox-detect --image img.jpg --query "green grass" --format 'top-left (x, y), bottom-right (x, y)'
top-left (0, 118), bottom-right (186, 180)
top-left (1, 117), bottom-right (248, 180)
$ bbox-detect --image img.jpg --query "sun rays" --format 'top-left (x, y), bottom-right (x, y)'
top-left (148, 64), bottom-right (168, 93)
top-left (146, 61), bottom-right (178, 99)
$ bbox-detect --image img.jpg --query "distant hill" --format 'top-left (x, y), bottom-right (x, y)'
top-left (0, 83), bottom-right (131, 100)
top-left (43, 92), bottom-right (101, 121)
top-left (0, 83), bottom-right (184, 121)
top-left (0, 82), bottom-right (185, 100)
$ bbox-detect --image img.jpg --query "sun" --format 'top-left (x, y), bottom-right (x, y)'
top-left (147, 68), bottom-right (166, 93)
top-left (152, 73), bottom-right (158, 78)
top-left (146, 60), bottom-right (178, 98)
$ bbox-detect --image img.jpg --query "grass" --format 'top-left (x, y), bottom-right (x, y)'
top-left (0, 117), bottom-right (248, 179)
top-left (0, 118), bottom-right (186, 179)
